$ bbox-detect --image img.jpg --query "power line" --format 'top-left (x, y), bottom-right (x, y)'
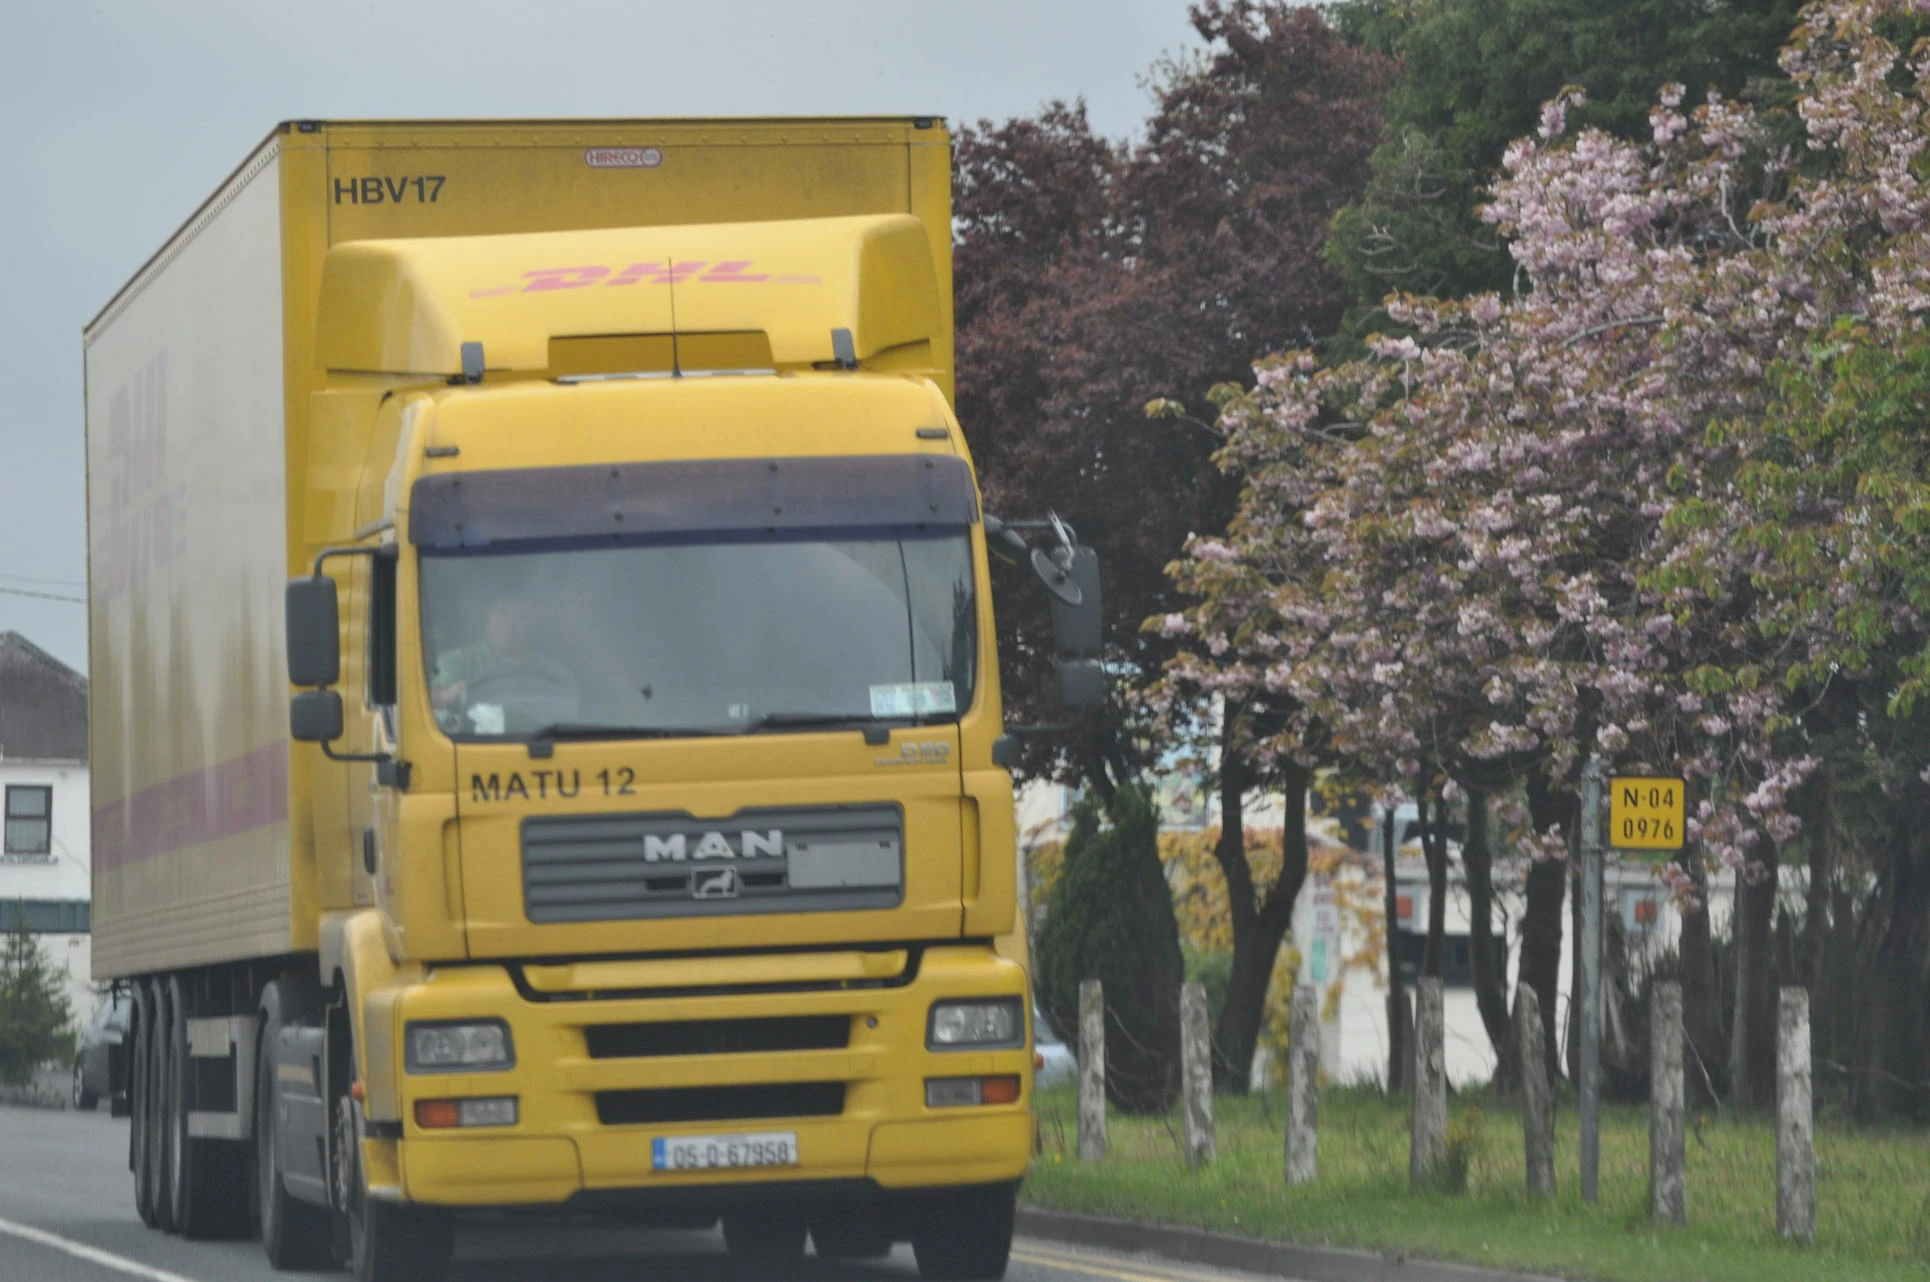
top-left (0, 585), bottom-right (84, 605)
top-left (0, 573), bottom-right (84, 589)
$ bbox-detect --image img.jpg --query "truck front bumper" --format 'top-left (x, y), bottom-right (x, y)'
top-left (371, 945), bottom-right (1034, 1207)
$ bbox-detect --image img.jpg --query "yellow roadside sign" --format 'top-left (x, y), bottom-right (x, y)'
top-left (1609, 776), bottom-right (1686, 850)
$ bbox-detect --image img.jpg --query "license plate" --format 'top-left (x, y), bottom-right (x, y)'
top-left (651, 1131), bottom-right (799, 1171)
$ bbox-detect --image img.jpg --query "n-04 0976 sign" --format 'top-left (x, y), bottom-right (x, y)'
top-left (652, 1131), bottom-right (798, 1171)
top-left (1608, 776), bottom-right (1686, 851)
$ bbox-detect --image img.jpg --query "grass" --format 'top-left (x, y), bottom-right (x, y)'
top-left (1023, 1083), bottom-right (1930, 1282)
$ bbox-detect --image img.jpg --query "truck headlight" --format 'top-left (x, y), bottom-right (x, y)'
top-left (405, 1020), bottom-right (514, 1072)
top-left (927, 998), bottom-right (1023, 1050)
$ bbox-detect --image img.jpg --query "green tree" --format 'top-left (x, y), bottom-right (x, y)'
top-left (1326, 0), bottom-right (1803, 330)
top-left (0, 909), bottom-right (74, 1086)
top-left (1033, 786), bottom-right (1185, 1114)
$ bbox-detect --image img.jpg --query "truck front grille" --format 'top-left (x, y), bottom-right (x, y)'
top-left (586, 1015), bottom-right (851, 1059)
top-left (522, 805), bottom-right (903, 923)
top-left (596, 1082), bottom-right (847, 1126)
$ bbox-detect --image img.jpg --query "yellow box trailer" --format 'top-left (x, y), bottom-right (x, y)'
top-left (84, 119), bottom-right (1101, 1282)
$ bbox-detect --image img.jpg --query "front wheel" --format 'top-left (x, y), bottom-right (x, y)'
top-left (73, 1062), bottom-right (98, 1111)
top-left (336, 1082), bottom-right (452, 1282)
top-left (912, 1183), bottom-right (1016, 1281)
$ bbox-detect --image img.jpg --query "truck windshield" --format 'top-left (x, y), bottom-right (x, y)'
top-left (419, 530), bottom-right (976, 740)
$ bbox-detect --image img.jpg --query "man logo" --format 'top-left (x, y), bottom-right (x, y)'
top-left (692, 868), bottom-right (740, 900)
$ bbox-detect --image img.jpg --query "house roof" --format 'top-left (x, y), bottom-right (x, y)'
top-left (0, 632), bottom-right (87, 762)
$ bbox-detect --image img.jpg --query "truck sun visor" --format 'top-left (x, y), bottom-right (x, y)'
top-left (409, 454), bottom-right (979, 547)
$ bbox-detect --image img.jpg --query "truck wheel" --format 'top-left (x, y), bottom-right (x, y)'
top-left (335, 1068), bottom-right (452, 1281)
top-left (168, 977), bottom-right (251, 1239)
top-left (812, 1211), bottom-right (893, 1259)
top-left (722, 1209), bottom-right (807, 1259)
top-left (257, 990), bottom-right (333, 1270)
top-left (130, 987), bottom-right (159, 1228)
top-left (147, 980), bottom-right (178, 1234)
top-left (912, 1183), bottom-right (1016, 1281)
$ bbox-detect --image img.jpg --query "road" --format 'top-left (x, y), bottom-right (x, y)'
top-left (0, 1106), bottom-right (1288, 1282)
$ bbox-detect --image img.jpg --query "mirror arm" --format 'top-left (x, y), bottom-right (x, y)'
top-left (312, 540), bottom-right (396, 578)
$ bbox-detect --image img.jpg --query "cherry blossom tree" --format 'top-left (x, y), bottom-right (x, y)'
top-left (1166, 0), bottom-right (1930, 1100)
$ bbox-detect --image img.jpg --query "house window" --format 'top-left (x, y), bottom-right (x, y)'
top-left (3, 785), bottom-right (52, 856)
top-left (0, 899), bottom-right (90, 933)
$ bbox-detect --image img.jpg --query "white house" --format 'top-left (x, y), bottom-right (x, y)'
top-left (0, 631), bottom-right (95, 1024)
top-left (1018, 776), bottom-right (1735, 1088)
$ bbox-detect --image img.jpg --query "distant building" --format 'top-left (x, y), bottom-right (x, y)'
top-left (0, 631), bottom-right (94, 1022)
top-left (1019, 775), bottom-right (1736, 1087)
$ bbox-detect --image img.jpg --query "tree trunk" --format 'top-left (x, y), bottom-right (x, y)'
top-left (1851, 810), bottom-right (1930, 1122)
top-left (1679, 851), bottom-right (1723, 1105)
top-left (1523, 776), bottom-right (1569, 1081)
top-left (1419, 788), bottom-right (1448, 980)
top-left (1209, 740), bottom-right (1310, 1092)
top-left (1798, 771), bottom-right (1832, 1073)
top-left (1461, 786), bottom-right (1515, 1085)
top-left (1383, 803), bottom-right (1410, 1093)
top-left (1730, 863), bottom-right (1779, 1110)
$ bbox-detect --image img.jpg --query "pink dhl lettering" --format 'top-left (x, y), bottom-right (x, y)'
top-left (470, 262), bottom-right (821, 299)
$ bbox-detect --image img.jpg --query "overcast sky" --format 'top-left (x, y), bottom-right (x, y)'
top-left (0, 0), bottom-right (1201, 672)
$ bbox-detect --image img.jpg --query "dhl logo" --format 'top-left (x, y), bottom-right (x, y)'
top-left (470, 261), bottom-right (822, 299)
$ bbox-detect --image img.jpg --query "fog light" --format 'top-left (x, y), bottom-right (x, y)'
top-left (925, 1075), bottom-right (1021, 1108)
top-left (926, 1077), bottom-right (981, 1108)
top-left (458, 1097), bottom-right (518, 1127)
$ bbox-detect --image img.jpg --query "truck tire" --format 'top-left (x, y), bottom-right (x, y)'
top-left (722, 1209), bottom-right (808, 1259)
top-left (912, 1183), bottom-right (1016, 1281)
top-left (334, 1041), bottom-right (453, 1281)
top-left (130, 986), bottom-right (159, 1228)
top-left (146, 979), bottom-right (179, 1234)
top-left (168, 977), bottom-right (251, 1239)
top-left (257, 986), bottom-right (334, 1270)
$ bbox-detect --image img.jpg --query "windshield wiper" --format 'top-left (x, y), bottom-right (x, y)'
top-left (738, 712), bottom-right (914, 744)
top-left (522, 722), bottom-right (732, 756)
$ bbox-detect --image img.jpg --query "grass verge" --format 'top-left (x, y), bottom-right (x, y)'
top-left (1023, 1083), bottom-right (1930, 1282)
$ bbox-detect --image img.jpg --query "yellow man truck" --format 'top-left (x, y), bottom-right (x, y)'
top-left (83, 118), bottom-right (1103, 1282)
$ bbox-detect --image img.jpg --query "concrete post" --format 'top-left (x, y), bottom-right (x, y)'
top-left (1409, 977), bottom-right (1446, 1188)
top-left (1777, 988), bottom-right (1815, 1243)
top-left (1579, 755), bottom-right (1605, 1204)
top-left (1515, 984), bottom-right (1555, 1198)
top-left (1650, 980), bottom-right (1686, 1225)
top-left (1180, 981), bottom-right (1215, 1166)
top-left (1287, 984), bottom-right (1319, 1185)
top-left (1078, 980), bottom-right (1107, 1160)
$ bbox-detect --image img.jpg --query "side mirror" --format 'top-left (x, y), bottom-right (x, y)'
top-left (290, 690), bottom-right (345, 743)
top-left (286, 576), bottom-right (341, 688)
top-left (1047, 547), bottom-right (1102, 657)
top-left (1055, 659), bottom-right (1107, 710)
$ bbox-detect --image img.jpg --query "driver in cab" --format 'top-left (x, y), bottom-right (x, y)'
top-left (431, 596), bottom-right (579, 732)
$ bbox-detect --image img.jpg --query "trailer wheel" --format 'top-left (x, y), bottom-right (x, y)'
top-left (146, 979), bottom-right (178, 1234)
top-left (912, 1183), bottom-right (1016, 1281)
top-left (130, 985), bottom-right (159, 1228)
top-left (168, 977), bottom-right (251, 1239)
top-left (257, 984), bottom-right (334, 1270)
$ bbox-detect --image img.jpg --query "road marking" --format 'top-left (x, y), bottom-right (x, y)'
top-left (0, 1216), bottom-right (201, 1282)
top-left (1013, 1245), bottom-right (1253, 1282)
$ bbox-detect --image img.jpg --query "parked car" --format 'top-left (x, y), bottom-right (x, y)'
top-left (73, 990), bottom-right (132, 1114)
top-left (1035, 1005), bottom-right (1077, 1088)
